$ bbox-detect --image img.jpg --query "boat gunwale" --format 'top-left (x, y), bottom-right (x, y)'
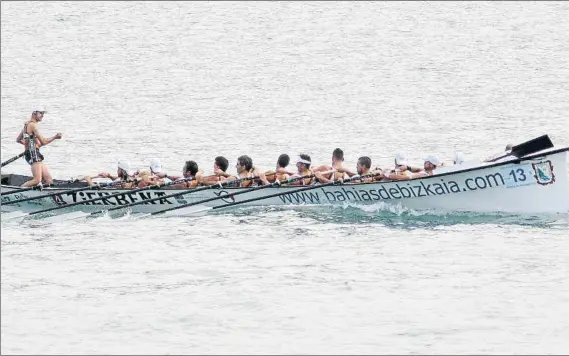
top-left (1, 146), bottom-right (568, 192)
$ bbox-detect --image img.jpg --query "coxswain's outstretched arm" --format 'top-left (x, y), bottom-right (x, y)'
top-left (29, 122), bottom-right (62, 146)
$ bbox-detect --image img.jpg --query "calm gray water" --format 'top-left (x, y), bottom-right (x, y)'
top-left (2, 2), bottom-right (569, 354)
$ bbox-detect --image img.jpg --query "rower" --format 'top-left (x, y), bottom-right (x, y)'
top-left (287, 154), bottom-right (315, 186)
top-left (315, 156), bottom-right (382, 183)
top-left (312, 148), bottom-right (346, 181)
top-left (200, 156), bottom-right (237, 186)
top-left (411, 156), bottom-right (440, 178)
top-left (265, 154), bottom-right (295, 183)
top-left (229, 155), bottom-right (269, 187)
top-left (166, 160), bottom-right (203, 188)
top-left (149, 158), bottom-right (170, 184)
top-left (90, 160), bottom-right (138, 188)
top-left (393, 152), bottom-right (422, 176)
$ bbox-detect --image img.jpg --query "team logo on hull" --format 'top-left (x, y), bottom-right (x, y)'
top-left (214, 190), bottom-right (235, 204)
top-left (532, 160), bottom-right (555, 185)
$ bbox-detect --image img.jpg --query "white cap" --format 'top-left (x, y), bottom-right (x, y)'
top-left (149, 158), bottom-right (162, 173)
top-left (117, 160), bottom-right (137, 175)
top-left (395, 152), bottom-right (408, 166)
top-left (454, 152), bottom-right (465, 165)
top-left (423, 155), bottom-right (441, 166)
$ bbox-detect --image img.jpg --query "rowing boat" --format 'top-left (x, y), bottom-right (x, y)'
top-left (2, 146), bottom-right (568, 215)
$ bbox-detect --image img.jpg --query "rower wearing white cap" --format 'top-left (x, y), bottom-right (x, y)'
top-left (387, 155), bottom-right (440, 180)
top-left (413, 155), bottom-right (440, 178)
top-left (392, 152), bottom-right (422, 177)
top-left (16, 109), bottom-right (63, 187)
top-left (288, 154), bottom-right (315, 186)
top-left (148, 158), bottom-right (171, 184)
top-left (91, 160), bottom-right (138, 188)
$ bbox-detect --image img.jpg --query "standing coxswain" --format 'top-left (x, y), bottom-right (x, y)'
top-left (16, 110), bottom-right (63, 187)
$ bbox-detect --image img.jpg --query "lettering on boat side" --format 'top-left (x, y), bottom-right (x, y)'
top-left (276, 167), bottom-right (548, 204)
top-left (64, 191), bottom-right (175, 205)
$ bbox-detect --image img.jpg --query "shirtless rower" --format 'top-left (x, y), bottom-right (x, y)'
top-left (265, 154), bottom-right (295, 183)
top-left (166, 160), bottom-right (203, 188)
top-left (200, 156), bottom-right (237, 186)
top-left (315, 156), bottom-right (383, 183)
top-left (312, 148), bottom-right (346, 181)
top-left (228, 155), bottom-right (270, 187)
top-left (16, 110), bottom-right (63, 187)
top-left (389, 155), bottom-right (440, 180)
top-left (148, 158), bottom-right (170, 185)
top-left (87, 160), bottom-right (138, 188)
top-left (287, 154), bottom-right (315, 186)
top-left (392, 152), bottom-right (422, 176)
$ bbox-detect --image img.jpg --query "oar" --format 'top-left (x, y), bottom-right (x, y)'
top-left (51, 174), bottom-right (265, 222)
top-left (144, 171), bottom-right (333, 218)
top-left (1, 152), bottom-right (25, 168)
top-left (1, 176), bottom-right (196, 220)
top-left (2, 178), bottom-right (129, 206)
top-left (1, 175), bottom-right (96, 196)
top-left (168, 172), bottom-right (384, 217)
top-left (487, 135), bottom-right (553, 162)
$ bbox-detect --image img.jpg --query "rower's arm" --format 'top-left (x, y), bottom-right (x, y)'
top-left (98, 172), bottom-right (118, 180)
top-left (276, 167), bottom-right (296, 175)
top-left (385, 172), bottom-right (411, 181)
top-left (312, 165), bottom-right (331, 173)
top-left (408, 166), bottom-right (423, 173)
top-left (314, 171), bottom-right (333, 183)
top-left (254, 168), bottom-right (270, 185)
top-left (341, 168), bottom-right (357, 177)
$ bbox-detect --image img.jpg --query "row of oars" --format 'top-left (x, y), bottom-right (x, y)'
top-left (1, 171), bottom-right (381, 222)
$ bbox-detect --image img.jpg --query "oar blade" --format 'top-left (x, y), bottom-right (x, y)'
top-left (512, 134), bottom-right (553, 157)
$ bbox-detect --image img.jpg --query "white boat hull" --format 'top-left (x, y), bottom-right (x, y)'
top-left (2, 148), bottom-right (568, 216)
